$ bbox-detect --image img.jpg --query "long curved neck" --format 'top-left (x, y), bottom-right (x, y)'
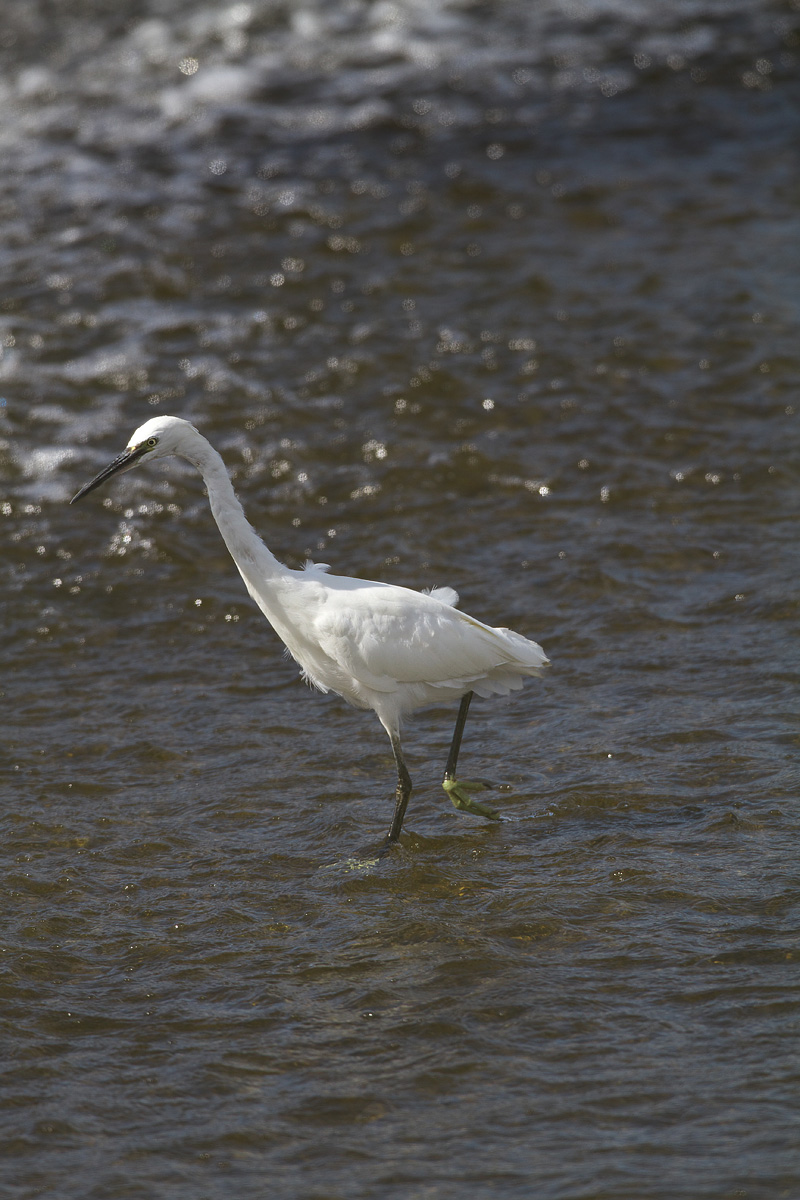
top-left (179, 431), bottom-right (285, 584)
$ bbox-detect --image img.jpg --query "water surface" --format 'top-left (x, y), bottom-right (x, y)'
top-left (1, 2), bottom-right (799, 1197)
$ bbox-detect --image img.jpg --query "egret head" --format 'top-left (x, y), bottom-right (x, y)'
top-left (70, 415), bottom-right (200, 504)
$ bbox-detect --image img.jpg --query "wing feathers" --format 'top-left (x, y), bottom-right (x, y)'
top-left (312, 583), bottom-right (547, 693)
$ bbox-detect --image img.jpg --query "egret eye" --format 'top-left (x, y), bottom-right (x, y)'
top-left (146, 437), bottom-right (158, 448)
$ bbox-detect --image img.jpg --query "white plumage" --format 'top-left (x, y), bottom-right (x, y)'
top-left (71, 415), bottom-right (548, 848)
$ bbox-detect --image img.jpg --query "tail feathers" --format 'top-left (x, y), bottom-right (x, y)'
top-left (423, 624), bottom-right (548, 696)
top-left (429, 671), bottom-right (530, 699)
top-left (472, 674), bottom-right (525, 699)
top-left (495, 626), bottom-right (549, 669)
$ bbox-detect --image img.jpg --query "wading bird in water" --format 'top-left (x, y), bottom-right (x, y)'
top-left (71, 417), bottom-right (548, 849)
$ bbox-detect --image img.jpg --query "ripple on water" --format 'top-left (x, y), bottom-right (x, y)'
top-left (1, 1), bottom-right (799, 1197)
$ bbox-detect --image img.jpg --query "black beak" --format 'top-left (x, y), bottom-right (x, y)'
top-left (70, 444), bottom-right (148, 504)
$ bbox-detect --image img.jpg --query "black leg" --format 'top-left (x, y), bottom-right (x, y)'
top-left (444, 691), bottom-right (473, 781)
top-left (383, 733), bottom-right (413, 847)
top-left (441, 691), bottom-right (499, 821)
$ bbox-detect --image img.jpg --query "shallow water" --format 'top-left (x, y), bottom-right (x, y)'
top-left (2, 2), bottom-right (799, 1197)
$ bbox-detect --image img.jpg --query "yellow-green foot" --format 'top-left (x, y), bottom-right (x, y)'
top-left (442, 777), bottom-right (500, 820)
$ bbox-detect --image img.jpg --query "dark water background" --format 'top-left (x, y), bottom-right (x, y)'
top-left (2, 2), bottom-right (799, 1197)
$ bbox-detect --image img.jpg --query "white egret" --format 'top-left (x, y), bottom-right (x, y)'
top-left (71, 416), bottom-right (549, 848)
